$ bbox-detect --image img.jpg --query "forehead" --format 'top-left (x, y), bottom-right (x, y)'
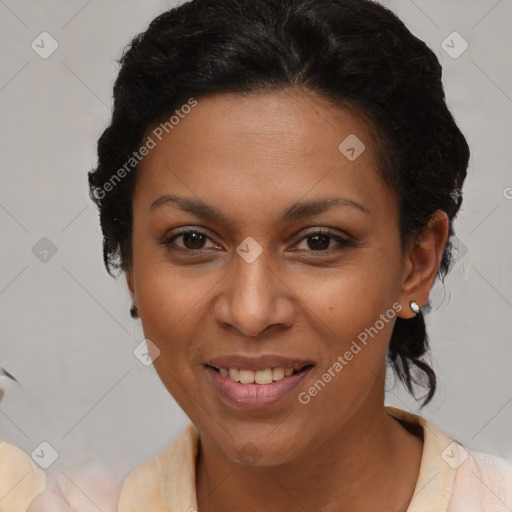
top-left (142, 89), bottom-right (379, 161)
top-left (133, 89), bottom-right (393, 221)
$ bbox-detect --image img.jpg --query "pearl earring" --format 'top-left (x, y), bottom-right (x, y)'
top-left (410, 301), bottom-right (420, 314)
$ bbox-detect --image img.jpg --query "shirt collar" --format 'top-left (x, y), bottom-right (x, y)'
top-left (385, 406), bottom-right (457, 511)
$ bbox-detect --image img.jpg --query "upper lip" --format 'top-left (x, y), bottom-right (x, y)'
top-left (205, 355), bottom-right (314, 372)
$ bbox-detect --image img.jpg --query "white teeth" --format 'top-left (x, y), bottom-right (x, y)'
top-left (239, 369), bottom-right (255, 384)
top-left (217, 366), bottom-right (301, 384)
top-left (272, 367), bottom-right (285, 381)
top-left (255, 369), bottom-right (273, 385)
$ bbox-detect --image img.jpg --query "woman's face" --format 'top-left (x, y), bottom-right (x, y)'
top-left (127, 89), bottom-right (417, 465)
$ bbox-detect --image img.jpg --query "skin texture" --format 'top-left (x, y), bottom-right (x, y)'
top-left (126, 89), bottom-right (449, 511)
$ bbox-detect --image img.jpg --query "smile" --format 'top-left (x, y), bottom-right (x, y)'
top-left (208, 365), bottom-right (311, 384)
top-left (205, 364), bottom-right (314, 409)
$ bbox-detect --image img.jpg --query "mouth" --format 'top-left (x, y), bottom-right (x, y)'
top-left (204, 362), bottom-right (314, 410)
top-left (205, 363), bottom-right (314, 385)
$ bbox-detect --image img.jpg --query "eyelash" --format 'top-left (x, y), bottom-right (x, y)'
top-left (159, 228), bottom-right (356, 255)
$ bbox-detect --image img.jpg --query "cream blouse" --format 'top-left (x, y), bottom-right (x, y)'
top-left (118, 406), bottom-right (512, 511)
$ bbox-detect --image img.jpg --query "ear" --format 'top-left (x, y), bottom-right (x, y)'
top-left (397, 210), bottom-right (450, 319)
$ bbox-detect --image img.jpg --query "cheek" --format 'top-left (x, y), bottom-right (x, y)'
top-left (134, 267), bottom-right (208, 406)
top-left (295, 271), bottom-right (398, 434)
top-left (288, 254), bottom-right (400, 406)
top-left (131, 230), bottom-right (221, 334)
top-left (135, 267), bottom-right (210, 350)
top-left (291, 252), bottom-right (400, 337)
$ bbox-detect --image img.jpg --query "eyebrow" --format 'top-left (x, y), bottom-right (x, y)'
top-left (149, 194), bottom-right (371, 223)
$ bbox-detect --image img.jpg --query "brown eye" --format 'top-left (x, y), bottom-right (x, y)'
top-left (294, 230), bottom-right (354, 252)
top-left (161, 229), bottom-right (219, 252)
top-left (181, 231), bottom-right (207, 250)
top-left (306, 233), bottom-right (331, 250)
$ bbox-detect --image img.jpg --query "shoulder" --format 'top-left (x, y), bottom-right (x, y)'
top-left (118, 422), bottom-right (199, 512)
top-left (0, 441), bottom-right (46, 512)
top-left (448, 447), bottom-right (512, 512)
top-left (385, 406), bottom-right (512, 512)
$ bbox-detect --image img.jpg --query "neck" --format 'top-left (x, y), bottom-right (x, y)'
top-left (196, 399), bottom-right (423, 512)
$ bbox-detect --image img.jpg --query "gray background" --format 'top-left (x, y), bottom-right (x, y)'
top-left (0, 0), bottom-right (511, 476)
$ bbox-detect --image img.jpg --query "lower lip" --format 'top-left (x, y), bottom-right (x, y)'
top-left (205, 365), bottom-right (313, 410)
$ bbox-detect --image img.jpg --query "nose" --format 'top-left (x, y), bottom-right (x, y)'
top-left (213, 247), bottom-right (296, 338)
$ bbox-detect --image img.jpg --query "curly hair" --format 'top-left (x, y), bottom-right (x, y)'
top-left (88, 0), bottom-right (470, 407)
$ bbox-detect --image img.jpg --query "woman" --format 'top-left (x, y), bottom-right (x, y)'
top-left (88, 0), bottom-right (512, 510)
top-left (5, 0), bottom-right (510, 510)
